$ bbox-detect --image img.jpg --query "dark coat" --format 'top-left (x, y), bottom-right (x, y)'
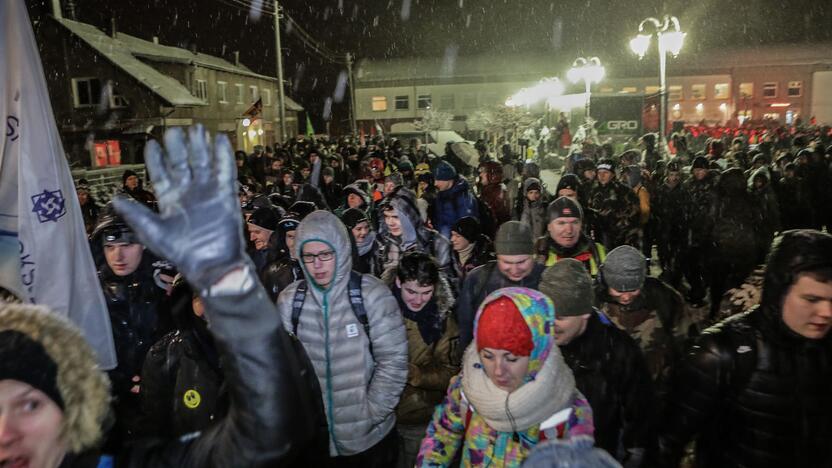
top-left (451, 234), bottom-right (495, 282)
top-left (432, 177), bottom-right (479, 240)
top-left (657, 232), bottom-right (832, 468)
top-left (561, 311), bottom-right (655, 464)
top-left (455, 261), bottom-right (545, 350)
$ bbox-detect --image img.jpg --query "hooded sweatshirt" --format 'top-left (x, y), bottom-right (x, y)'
top-left (278, 210), bottom-right (408, 456)
top-left (417, 288), bottom-right (594, 467)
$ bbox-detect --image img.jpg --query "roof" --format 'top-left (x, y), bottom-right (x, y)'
top-left (55, 17), bottom-right (205, 107)
top-left (356, 44), bottom-right (832, 86)
top-left (115, 32), bottom-right (275, 81)
top-left (54, 17), bottom-right (304, 111)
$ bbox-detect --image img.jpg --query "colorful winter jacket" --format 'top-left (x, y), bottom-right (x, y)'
top-left (417, 287), bottom-right (594, 467)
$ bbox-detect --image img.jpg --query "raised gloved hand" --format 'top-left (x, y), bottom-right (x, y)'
top-left (113, 126), bottom-right (249, 293)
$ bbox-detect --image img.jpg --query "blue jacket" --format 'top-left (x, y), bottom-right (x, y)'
top-left (432, 177), bottom-right (479, 239)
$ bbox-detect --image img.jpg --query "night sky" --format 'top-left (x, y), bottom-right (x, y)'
top-left (26, 0), bottom-right (832, 132)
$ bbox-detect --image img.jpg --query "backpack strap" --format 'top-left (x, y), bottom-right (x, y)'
top-left (291, 280), bottom-right (309, 336)
top-left (348, 271), bottom-right (373, 357)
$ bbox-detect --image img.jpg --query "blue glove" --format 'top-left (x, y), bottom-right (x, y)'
top-left (113, 126), bottom-right (249, 292)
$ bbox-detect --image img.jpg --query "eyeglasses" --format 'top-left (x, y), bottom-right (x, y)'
top-left (301, 250), bottom-right (335, 264)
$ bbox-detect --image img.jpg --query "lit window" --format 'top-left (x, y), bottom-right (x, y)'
top-left (195, 80), bottom-right (208, 101)
top-left (645, 86), bottom-right (660, 95)
top-left (695, 103), bottom-right (704, 113)
top-left (668, 85), bottom-right (683, 100)
top-left (217, 81), bottom-right (228, 103)
top-left (439, 94), bottom-right (455, 110)
top-left (395, 95), bottom-right (409, 110)
top-left (372, 96), bottom-right (388, 111)
top-left (599, 86), bottom-right (614, 93)
top-left (762, 112), bottom-right (780, 120)
top-left (236, 84), bottom-right (244, 104)
top-left (714, 83), bottom-right (730, 99)
top-left (249, 85), bottom-right (258, 102)
top-left (690, 84), bottom-right (706, 100)
top-left (417, 94), bottom-right (432, 109)
top-left (620, 86), bottom-right (637, 94)
top-left (787, 81), bottom-right (802, 97)
top-left (763, 82), bottom-right (777, 98)
top-left (262, 89), bottom-right (271, 106)
top-left (739, 82), bottom-right (754, 99)
top-left (72, 77), bottom-right (102, 107)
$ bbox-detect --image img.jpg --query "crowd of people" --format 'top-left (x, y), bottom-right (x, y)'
top-left (2, 121), bottom-right (832, 468)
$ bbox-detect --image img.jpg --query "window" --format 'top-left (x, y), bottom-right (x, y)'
top-left (195, 79), bottom-right (208, 101)
top-left (439, 94), bottom-right (455, 110)
top-left (236, 83), bottom-right (244, 104)
top-left (72, 77), bottom-right (102, 107)
top-left (739, 82), bottom-right (754, 99)
top-left (262, 89), bottom-right (271, 106)
top-left (107, 81), bottom-right (128, 108)
top-left (462, 93), bottom-right (477, 109)
top-left (668, 85), bottom-right (683, 100)
top-left (762, 112), bottom-right (780, 120)
top-left (763, 82), bottom-right (778, 98)
top-left (249, 85), bottom-right (258, 102)
top-left (620, 87), bottom-right (637, 94)
top-left (417, 94), bottom-right (432, 109)
top-left (217, 81), bottom-right (228, 103)
top-left (787, 81), bottom-right (802, 97)
top-left (690, 84), bottom-right (706, 100)
top-left (371, 96), bottom-right (388, 112)
top-left (394, 95), bottom-right (409, 110)
top-left (645, 85), bottom-right (660, 95)
top-left (714, 83), bottom-right (730, 99)
top-left (737, 110), bottom-right (752, 124)
top-left (599, 86), bottom-right (614, 93)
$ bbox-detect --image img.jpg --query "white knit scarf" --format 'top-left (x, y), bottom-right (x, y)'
top-left (461, 344), bottom-right (575, 433)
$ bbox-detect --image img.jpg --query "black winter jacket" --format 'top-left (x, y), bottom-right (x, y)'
top-left (561, 311), bottom-right (655, 465)
top-left (69, 278), bottom-right (331, 467)
top-left (657, 230), bottom-right (832, 467)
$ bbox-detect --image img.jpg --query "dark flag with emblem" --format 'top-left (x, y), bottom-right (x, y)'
top-left (0, 0), bottom-right (116, 368)
top-left (244, 97), bottom-right (263, 119)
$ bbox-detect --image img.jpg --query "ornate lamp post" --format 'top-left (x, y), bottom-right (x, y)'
top-left (567, 56), bottom-right (605, 120)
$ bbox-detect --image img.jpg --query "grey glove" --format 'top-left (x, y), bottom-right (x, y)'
top-left (113, 126), bottom-right (249, 292)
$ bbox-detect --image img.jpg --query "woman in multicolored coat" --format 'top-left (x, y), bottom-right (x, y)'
top-left (416, 287), bottom-right (594, 467)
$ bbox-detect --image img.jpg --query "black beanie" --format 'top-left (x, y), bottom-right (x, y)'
top-left (596, 158), bottom-right (616, 173)
top-left (122, 169), bottom-right (138, 184)
top-left (341, 208), bottom-right (369, 230)
top-left (547, 196), bottom-right (584, 222)
top-left (556, 173), bottom-right (581, 193)
top-left (451, 216), bottom-right (481, 243)
top-left (0, 329), bottom-right (64, 409)
top-left (248, 207), bottom-right (279, 231)
top-left (691, 155), bottom-right (709, 170)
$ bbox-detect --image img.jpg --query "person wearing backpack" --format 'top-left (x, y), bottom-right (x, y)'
top-left (416, 287), bottom-right (595, 467)
top-left (594, 246), bottom-right (687, 395)
top-left (279, 210), bottom-right (408, 466)
top-left (657, 230), bottom-right (832, 468)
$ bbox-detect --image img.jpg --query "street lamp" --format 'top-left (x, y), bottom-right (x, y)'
top-left (630, 15), bottom-right (685, 142)
top-left (567, 57), bottom-right (604, 120)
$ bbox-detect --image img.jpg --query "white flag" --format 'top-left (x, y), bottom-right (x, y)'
top-left (0, 0), bottom-right (116, 369)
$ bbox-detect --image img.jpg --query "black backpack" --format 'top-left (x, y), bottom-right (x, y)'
top-left (290, 270), bottom-right (373, 356)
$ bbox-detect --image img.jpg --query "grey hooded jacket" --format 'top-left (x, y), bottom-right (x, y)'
top-left (278, 210), bottom-right (408, 456)
top-left (375, 188), bottom-right (453, 276)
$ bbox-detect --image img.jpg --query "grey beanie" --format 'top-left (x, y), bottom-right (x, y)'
top-left (494, 221), bottom-right (534, 255)
top-left (600, 245), bottom-right (647, 292)
top-left (539, 259), bottom-right (593, 317)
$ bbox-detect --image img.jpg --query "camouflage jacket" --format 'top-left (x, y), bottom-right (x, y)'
top-left (588, 180), bottom-right (641, 249)
top-left (597, 278), bottom-right (687, 392)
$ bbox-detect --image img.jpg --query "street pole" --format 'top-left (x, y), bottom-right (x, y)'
top-left (658, 41), bottom-right (667, 142)
top-left (274, 0), bottom-right (288, 143)
top-left (346, 52), bottom-right (357, 137)
top-left (584, 78), bottom-right (592, 120)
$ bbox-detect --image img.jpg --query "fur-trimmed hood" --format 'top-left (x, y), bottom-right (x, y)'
top-left (380, 267), bottom-right (455, 317)
top-left (0, 303), bottom-right (110, 454)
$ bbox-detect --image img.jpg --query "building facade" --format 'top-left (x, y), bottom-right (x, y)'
top-left (36, 15), bottom-right (303, 167)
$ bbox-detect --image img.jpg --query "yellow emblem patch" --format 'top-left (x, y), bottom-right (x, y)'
top-left (183, 389), bottom-right (201, 409)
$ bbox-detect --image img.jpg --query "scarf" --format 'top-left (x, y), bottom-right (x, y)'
top-left (458, 241), bottom-right (476, 267)
top-left (396, 287), bottom-right (444, 345)
top-left (461, 344), bottom-right (575, 433)
top-left (357, 230), bottom-right (377, 256)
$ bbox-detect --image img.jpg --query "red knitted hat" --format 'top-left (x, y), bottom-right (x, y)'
top-left (476, 296), bottom-right (533, 357)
